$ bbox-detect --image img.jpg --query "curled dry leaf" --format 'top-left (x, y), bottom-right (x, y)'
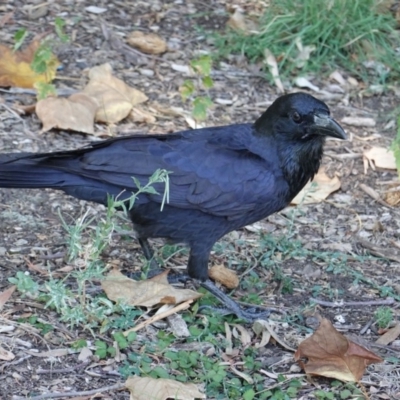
top-left (83, 63), bottom-right (148, 124)
top-left (363, 146), bottom-right (396, 171)
top-left (127, 31), bottom-right (167, 54)
top-left (126, 376), bottom-right (205, 400)
top-left (102, 269), bottom-right (202, 308)
top-left (295, 318), bottom-right (382, 382)
top-left (0, 346), bottom-right (15, 361)
top-left (291, 168), bottom-right (341, 205)
top-left (0, 285), bottom-right (16, 309)
top-left (208, 264), bottom-right (239, 289)
top-left (226, 8), bottom-right (258, 34)
top-left (0, 40), bottom-right (58, 88)
top-left (263, 49), bottom-right (284, 93)
top-left (36, 93), bottom-right (98, 134)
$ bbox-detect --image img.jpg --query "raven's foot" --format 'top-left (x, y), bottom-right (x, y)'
top-left (199, 279), bottom-right (281, 322)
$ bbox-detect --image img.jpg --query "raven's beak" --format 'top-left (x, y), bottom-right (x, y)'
top-left (312, 114), bottom-right (347, 140)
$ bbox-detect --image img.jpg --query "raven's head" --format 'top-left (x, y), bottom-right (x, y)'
top-left (254, 93), bottom-right (346, 197)
top-left (254, 92), bottom-right (346, 142)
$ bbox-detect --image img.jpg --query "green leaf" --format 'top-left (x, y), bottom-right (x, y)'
top-left (191, 55), bottom-right (212, 76)
top-left (202, 76), bottom-right (214, 89)
top-left (54, 17), bottom-right (69, 43)
top-left (180, 79), bottom-right (195, 100)
top-left (243, 389), bottom-right (255, 400)
top-left (13, 28), bottom-right (28, 51)
top-left (192, 96), bottom-right (213, 121)
top-left (34, 82), bottom-right (57, 100)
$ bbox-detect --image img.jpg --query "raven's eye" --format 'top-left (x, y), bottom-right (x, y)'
top-left (292, 111), bottom-right (301, 123)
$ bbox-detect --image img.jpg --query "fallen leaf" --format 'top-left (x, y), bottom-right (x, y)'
top-left (252, 320), bottom-right (295, 351)
top-left (264, 49), bottom-right (284, 93)
top-left (83, 63), bottom-right (148, 124)
top-left (341, 117), bottom-right (376, 127)
top-left (36, 93), bottom-right (98, 134)
top-left (102, 269), bottom-right (202, 308)
top-left (227, 8), bottom-right (248, 33)
top-left (291, 168), bottom-right (341, 204)
top-left (127, 31), bottom-right (167, 54)
top-left (385, 189), bottom-right (400, 206)
top-left (363, 147), bottom-right (396, 171)
top-left (295, 318), bottom-right (382, 382)
top-left (294, 77), bottom-right (320, 92)
top-left (208, 264), bottom-right (239, 289)
top-left (294, 37), bottom-right (316, 69)
top-left (0, 40), bottom-right (58, 88)
top-left (126, 376), bottom-right (205, 400)
top-left (376, 323), bottom-right (400, 345)
top-left (0, 285), bottom-right (16, 309)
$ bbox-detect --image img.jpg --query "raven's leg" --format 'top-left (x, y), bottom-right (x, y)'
top-left (135, 238), bottom-right (191, 284)
top-left (188, 248), bottom-right (273, 322)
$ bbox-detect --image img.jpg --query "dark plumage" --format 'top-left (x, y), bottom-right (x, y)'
top-left (0, 93), bottom-right (346, 320)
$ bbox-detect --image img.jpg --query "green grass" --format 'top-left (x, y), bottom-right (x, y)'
top-left (213, 0), bottom-right (400, 84)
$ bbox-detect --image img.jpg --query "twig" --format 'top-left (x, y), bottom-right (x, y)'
top-left (124, 299), bottom-right (193, 334)
top-left (360, 318), bottom-right (374, 335)
top-left (12, 382), bottom-right (125, 400)
top-left (310, 297), bottom-right (395, 308)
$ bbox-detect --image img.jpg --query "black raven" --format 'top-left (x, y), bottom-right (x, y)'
top-left (0, 93), bottom-right (346, 320)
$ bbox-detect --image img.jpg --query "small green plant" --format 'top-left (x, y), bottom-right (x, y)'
top-left (18, 315), bottom-right (54, 335)
top-left (213, 0), bottom-right (400, 83)
top-left (180, 55), bottom-right (214, 121)
top-left (13, 17), bottom-right (68, 99)
top-left (8, 271), bottom-right (39, 297)
top-left (374, 306), bottom-right (393, 329)
top-left (11, 170), bottom-right (170, 329)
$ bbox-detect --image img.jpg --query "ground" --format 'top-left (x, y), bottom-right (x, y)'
top-left (0, 1), bottom-right (399, 399)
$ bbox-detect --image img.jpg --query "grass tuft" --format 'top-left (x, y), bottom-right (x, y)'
top-left (213, 0), bottom-right (400, 83)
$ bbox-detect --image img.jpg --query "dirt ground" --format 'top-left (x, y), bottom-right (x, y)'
top-left (0, 1), bottom-right (399, 399)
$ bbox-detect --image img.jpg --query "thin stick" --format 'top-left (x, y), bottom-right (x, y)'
top-left (310, 297), bottom-right (395, 308)
top-left (124, 299), bottom-right (193, 334)
top-left (12, 382), bottom-right (125, 400)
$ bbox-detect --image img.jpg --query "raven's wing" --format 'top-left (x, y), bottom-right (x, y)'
top-left (33, 125), bottom-right (289, 218)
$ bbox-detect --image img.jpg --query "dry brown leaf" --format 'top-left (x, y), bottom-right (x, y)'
top-left (363, 147), bottom-right (396, 171)
top-left (127, 31), bottom-right (167, 54)
top-left (376, 323), bottom-right (400, 345)
top-left (102, 269), bottom-right (202, 308)
top-left (0, 40), bottom-right (58, 88)
top-left (295, 318), bottom-right (382, 382)
top-left (208, 264), bottom-right (239, 289)
top-left (0, 346), bottom-right (15, 361)
top-left (252, 320), bottom-right (295, 351)
top-left (227, 8), bottom-right (248, 33)
top-left (126, 376), bottom-right (205, 400)
top-left (83, 63), bottom-right (148, 124)
top-left (36, 93), bottom-right (98, 134)
top-left (385, 189), bottom-right (400, 206)
top-left (291, 169), bottom-right (341, 205)
top-left (0, 285), bottom-right (16, 309)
